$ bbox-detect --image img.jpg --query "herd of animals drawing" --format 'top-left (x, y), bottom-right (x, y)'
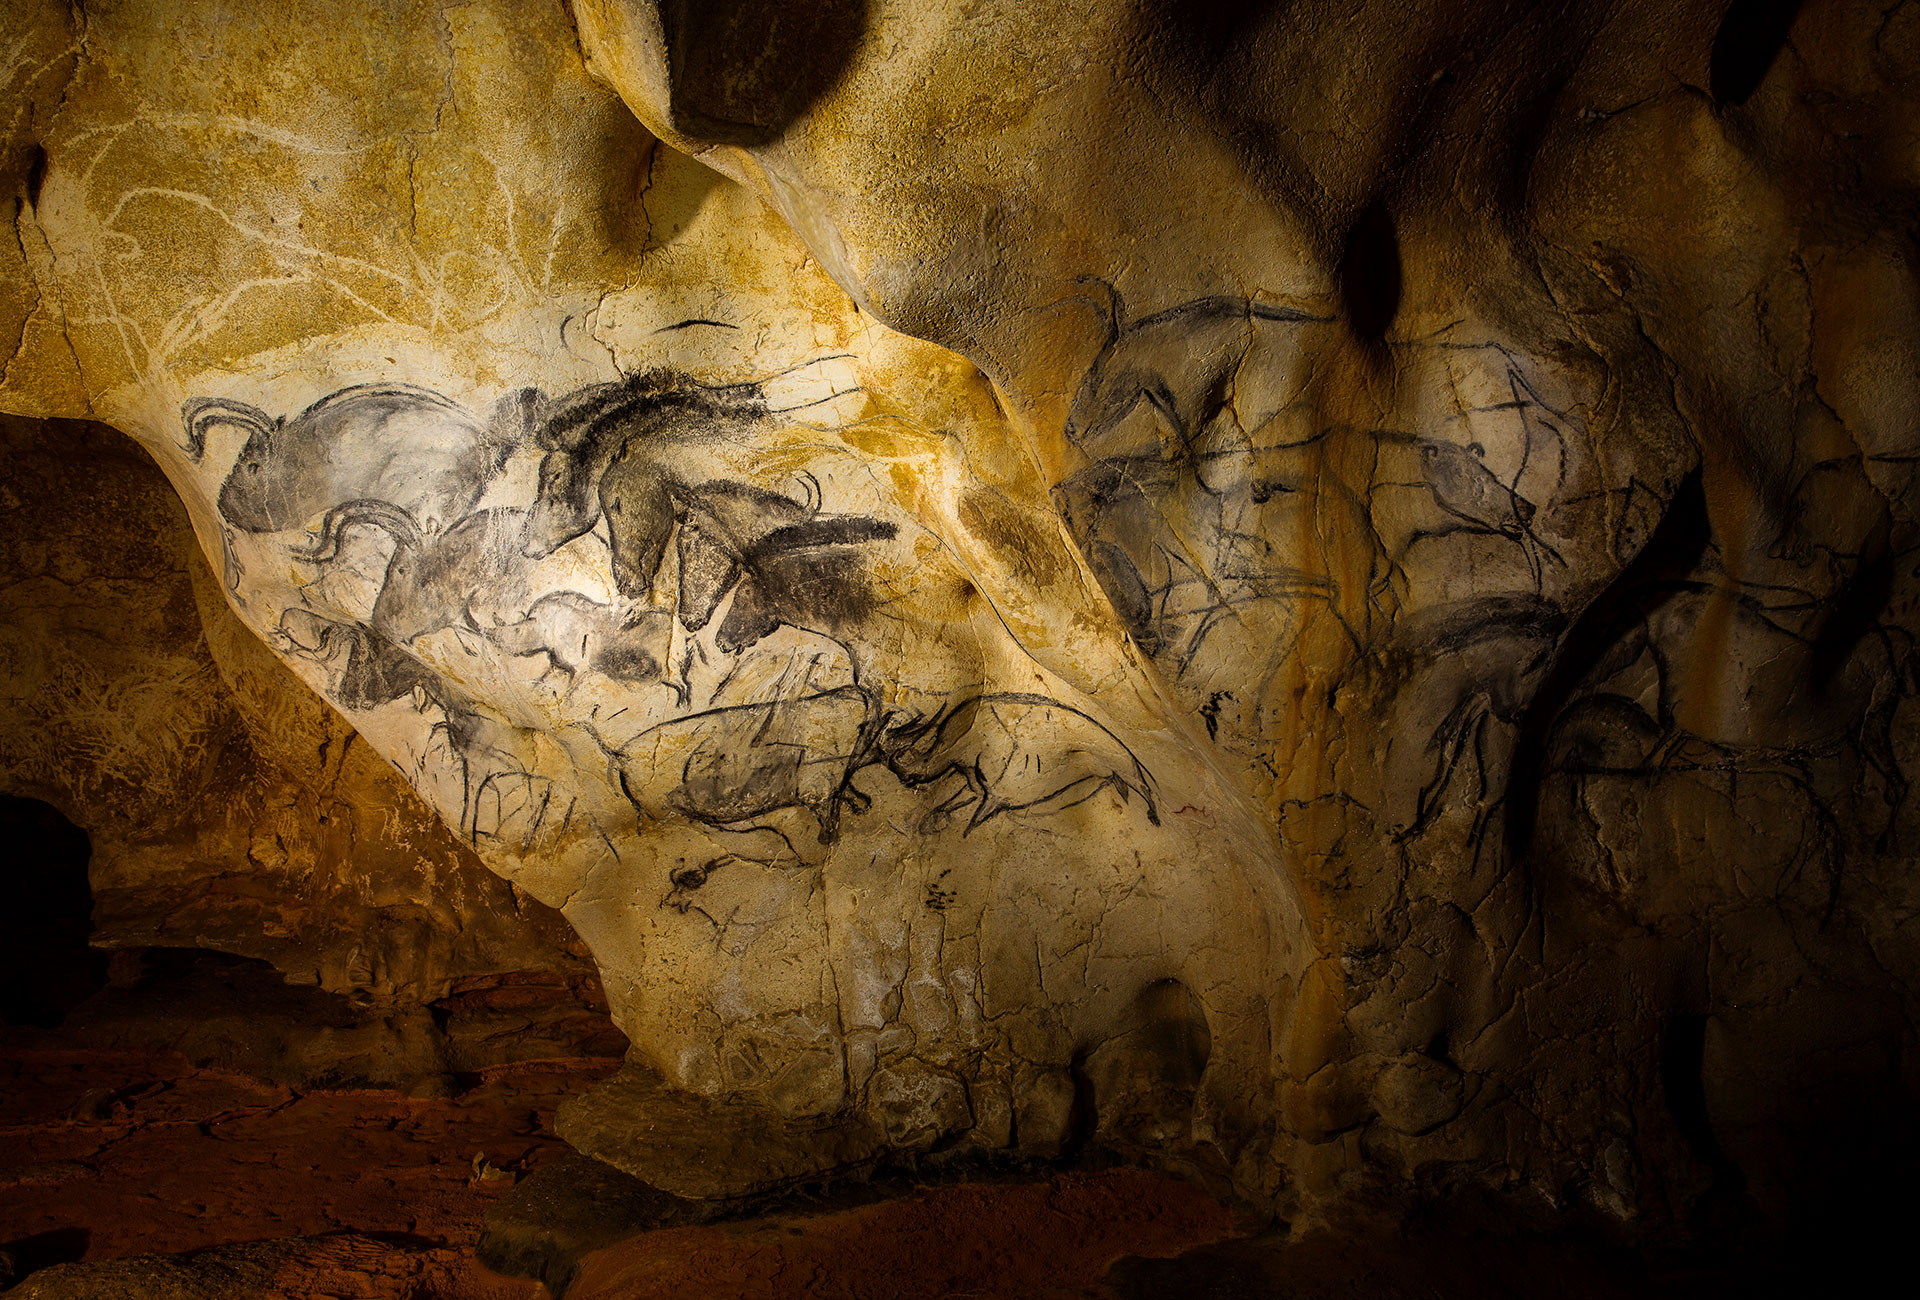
top-left (179, 366), bottom-right (1160, 877)
top-left (174, 290), bottom-right (1901, 899)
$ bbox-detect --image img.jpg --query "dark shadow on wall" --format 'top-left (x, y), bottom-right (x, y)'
top-left (1503, 469), bottom-right (1713, 861)
top-left (656, 0), bottom-right (870, 145)
top-left (1659, 1012), bottom-right (1749, 1235)
top-left (1710, 0), bottom-right (1805, 107)
top-left (0, 796), bottom-right (108, 1029)
top-left (0, 1228), bottom-right (91, 1281)
top-left (1338, 198), bottom-right (1403, 345)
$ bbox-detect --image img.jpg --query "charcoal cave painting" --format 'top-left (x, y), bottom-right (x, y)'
top-left (1055, 293), bottom-right (1598, 801)
top-left (17, 0), bottom-right (1920, 1254)
top-left (1056, 286), bottom-right (1915, 877)
top-left (165, 288), bottom-right (1920, 1221)
top-left (1044, 273), bottom-right (1920, 1221)
top-left (184, 368), bottom-right (1160, 879)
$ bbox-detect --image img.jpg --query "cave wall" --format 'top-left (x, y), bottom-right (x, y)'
top-left (3, 0), bottom-right (1918, 1235)
top-left (0, 411), bottom-right (594, 997)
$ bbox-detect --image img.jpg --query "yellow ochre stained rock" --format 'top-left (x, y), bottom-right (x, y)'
top-left (3, 0), bottom-right (1918, 1231)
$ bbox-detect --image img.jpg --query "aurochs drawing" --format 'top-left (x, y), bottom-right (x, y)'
top-left (186, 385), bottom-right (522, 535)
top-left (6, 0), bottom-right (1919, 1240)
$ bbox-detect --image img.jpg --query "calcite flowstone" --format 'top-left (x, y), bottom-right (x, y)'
top-left (4, 0), bottom-right (1919, 1231)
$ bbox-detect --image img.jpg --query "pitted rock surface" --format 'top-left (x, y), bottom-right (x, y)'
top-left (3, 0), bottom-right (1918, 1235)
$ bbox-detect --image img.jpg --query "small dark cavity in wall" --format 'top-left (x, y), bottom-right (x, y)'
top-left (1709, 0), bottom-right (1805, 107)
top-left (0, 795), bottom-right (108, 1028)
top-left (1338, 198), bottom-right (1403, 346)
top-left (24, 143), bottom-right (48, 211)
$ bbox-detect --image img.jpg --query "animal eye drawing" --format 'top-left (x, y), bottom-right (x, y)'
top-left (183, 363), bottom-right (1163, 889)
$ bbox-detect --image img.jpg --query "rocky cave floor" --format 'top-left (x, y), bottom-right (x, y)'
top-left (2, 944), bottom-right (1901, 1300)
top-left (0, 809), bottom-right (1901, 1300)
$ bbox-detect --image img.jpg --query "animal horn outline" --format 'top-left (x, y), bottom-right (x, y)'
top-left (180, 397), bottom-right (278, 462)
top-left (794, 471), bottom-right (822, 516)
top-left (293, 498), bottom-right (425, 564)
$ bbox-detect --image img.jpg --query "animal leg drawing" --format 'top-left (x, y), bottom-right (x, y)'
top-left (612, 686), bottom-right (882, 849)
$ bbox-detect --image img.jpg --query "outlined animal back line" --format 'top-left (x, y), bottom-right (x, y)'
top-left (180, 383), bottom-right (479, 460)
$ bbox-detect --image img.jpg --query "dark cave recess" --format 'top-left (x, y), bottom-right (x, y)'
top-left (0, 797), bottom-right (106, 1030)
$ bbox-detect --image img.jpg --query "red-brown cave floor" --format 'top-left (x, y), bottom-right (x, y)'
top-left (559, 1169), bottom-right (1242, 1300)
top-left (0, 1042), bottom-right (1251, 1299)
top-left (0, 955), bottom-right (1790, 1300)
top-left (0, 1046), bottom-right (606, 1297)
top-left (0, 1015), bottom-right (1254, 1299)
top-left (0, 1039), bottom-right (1819, 1300)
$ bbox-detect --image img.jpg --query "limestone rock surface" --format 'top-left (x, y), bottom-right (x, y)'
top-left (1, 413), bottom-right (593, 998)
top-left (4, 0), bottom-right (1919, 1236)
